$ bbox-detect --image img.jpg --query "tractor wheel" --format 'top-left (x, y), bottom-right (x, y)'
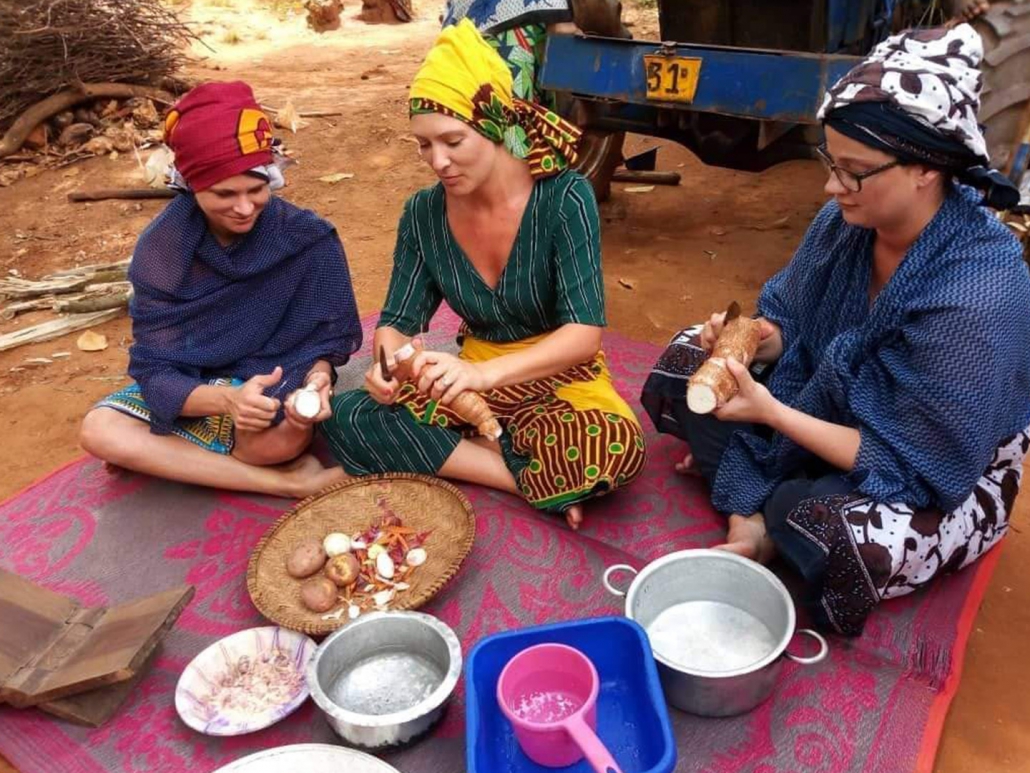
top-left (972, 0), bottom-right (1030, 172)
top-left (560, 0), bottom-right (630, 202)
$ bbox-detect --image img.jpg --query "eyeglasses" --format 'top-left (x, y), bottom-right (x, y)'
top-left (815, 144), bottom-right (901, 193)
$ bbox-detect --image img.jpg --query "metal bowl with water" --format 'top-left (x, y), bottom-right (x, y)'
top-left (306, 611), bottom-right (462, 749)
top-left (603, 549), bottom-right (828, 717)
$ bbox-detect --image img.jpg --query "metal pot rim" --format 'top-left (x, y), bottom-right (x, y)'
top-left (623, 549), bottom-right (798, 679)
top-left (305, 611), bottom-right (462, 728)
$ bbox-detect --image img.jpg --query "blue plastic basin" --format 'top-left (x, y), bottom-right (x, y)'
top-left (465, 616), bottom-right (677, 773)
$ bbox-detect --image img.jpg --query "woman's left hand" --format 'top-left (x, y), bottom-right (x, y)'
top-left (411, 350), bottom-right (491, 404)
top-left (713, 357), bottom-right (780, 425)
top-left (284, 369), bottom-right (334, 426)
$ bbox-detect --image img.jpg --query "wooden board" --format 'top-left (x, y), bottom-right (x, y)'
top-left (0, 573), bottom-right (77, 689)
top-left (37, 645), bottom-right (162, 727)
top-left (0, 570), bottom-right (194, 708)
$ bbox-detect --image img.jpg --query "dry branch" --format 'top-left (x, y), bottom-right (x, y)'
top-left (2, 282), bottom-right (131, 319)
top-left (0, 309), bottom-right (125, 353)
top-left (47, 260), bottom-right (131, 279)
top-left (0, 84), bottom-right (174, 159)
top-left (54, 291), bottom-right (130, 314)
top-left (0, 262), bottom-right (130, 301)
top-left (1, 297), bottom-right (59, 321)
top-left (0, 276), bottom-right (91, 301)
top-left (612, 170), bottom-right (682, 186)
top-left (68, 188), bottom-right (175, 202)
top-left (261, 104), bottom-right (345, 118)
top-left (84, 281), bottom-right (131, 293)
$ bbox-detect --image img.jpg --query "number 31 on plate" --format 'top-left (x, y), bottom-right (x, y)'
top-left (644, 55), bottom-right (702, 103)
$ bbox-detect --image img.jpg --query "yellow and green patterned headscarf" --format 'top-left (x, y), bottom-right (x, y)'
top-left (409, 19), bottom-right (581, 178)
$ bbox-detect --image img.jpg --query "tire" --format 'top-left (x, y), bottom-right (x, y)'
top-left (560, 0), bottom-right (631, 202)
top-left (973, 0), bottom-right (1030, 171)
top-left (556, 97), bottom-right (625, 203)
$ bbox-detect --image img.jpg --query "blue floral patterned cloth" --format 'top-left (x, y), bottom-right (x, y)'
top-left (443, 0), bottom-right (571, 34)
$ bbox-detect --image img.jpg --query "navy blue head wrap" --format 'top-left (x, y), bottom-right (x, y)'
top-left (824, 102), bottom-right (1020, 210)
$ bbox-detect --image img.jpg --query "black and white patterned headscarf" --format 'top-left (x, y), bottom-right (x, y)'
top-left (818, 24), bottom-right (1019, 209)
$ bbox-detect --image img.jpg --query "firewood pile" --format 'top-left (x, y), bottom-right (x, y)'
top-left (0, 0), bottom-right (197, 183)
top-left (0, 261), bottom-right (132, 353)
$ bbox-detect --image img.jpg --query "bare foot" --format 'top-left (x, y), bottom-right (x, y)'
top-left (281, 454), bottom-right (349, 498)
top-left (280, 453), bottom-right (320, 473)
top-left (714, 513), bottom-right (776, 564)
top-left (674, 452), bottom-right (701, 476)
top-left (565, 503), bottom-right (584, 530)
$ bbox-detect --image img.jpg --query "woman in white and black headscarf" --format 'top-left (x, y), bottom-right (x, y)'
top-left (818, 23), bottom-right (1018, 210)
top-left (642, 25), bottom-right (1030, 636)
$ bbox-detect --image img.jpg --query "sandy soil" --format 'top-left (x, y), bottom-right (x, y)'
top-left (0, 1), bottom-right (1027, 770)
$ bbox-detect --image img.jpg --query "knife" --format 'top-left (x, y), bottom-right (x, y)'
top-left (724, 300), bottom-right (741, 323)
top-left (378, 345), bottom-right (393, 383)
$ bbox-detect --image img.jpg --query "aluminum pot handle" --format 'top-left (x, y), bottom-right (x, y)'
top-left (784, 629), bottom-right (829, 665)
top-left (601, 564), bottom-right (638, 598)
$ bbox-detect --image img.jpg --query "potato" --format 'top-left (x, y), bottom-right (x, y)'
top-left (300, 577), bottom-right (338, 612)
top-left (286, 537), bottom-right (327, 578)
top-left (325, 554), bottom-right (361, 587)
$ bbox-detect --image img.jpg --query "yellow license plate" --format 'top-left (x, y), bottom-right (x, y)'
top-left (643, 55), bottom-right (702, 103)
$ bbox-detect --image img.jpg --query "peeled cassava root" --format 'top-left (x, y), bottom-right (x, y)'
top-left (393, 341), bottom-right (503, 439)
top-left (687, 316), bottom-right (762, 414)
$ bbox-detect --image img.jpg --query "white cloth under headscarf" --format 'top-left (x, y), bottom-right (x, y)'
top-left (165, 138), bottom-right (290, 193)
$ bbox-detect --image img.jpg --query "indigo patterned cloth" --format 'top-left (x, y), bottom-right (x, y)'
top-left (443, 0), bottom-right (571, 34)
top-left (127, 195), bottom-right (362, 435)
top-left (713, 183), bottom-right (1030, 515)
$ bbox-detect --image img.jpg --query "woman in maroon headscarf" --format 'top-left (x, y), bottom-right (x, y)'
top-left (80, 81), bottom-right (362, 498)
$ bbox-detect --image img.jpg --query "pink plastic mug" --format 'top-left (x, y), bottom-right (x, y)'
top-left (496, 643), bottom-right (623, 773)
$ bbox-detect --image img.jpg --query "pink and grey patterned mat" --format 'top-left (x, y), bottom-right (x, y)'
top-left (0, 309), bottom-right (999, 772)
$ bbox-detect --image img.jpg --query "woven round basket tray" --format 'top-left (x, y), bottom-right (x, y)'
top-left (247, 474), bottom-right (476, 636)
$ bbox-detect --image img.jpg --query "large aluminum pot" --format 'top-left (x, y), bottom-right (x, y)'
top-left (603, 549), bottom-right (828, 717)
top-left (306, 611), bottom-right (462, 748)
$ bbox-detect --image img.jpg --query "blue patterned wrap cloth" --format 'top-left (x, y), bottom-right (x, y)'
top-left (713, 184), bottom-right (1030, 515)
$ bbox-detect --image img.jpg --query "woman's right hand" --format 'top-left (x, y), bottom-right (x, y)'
top-left (228, 367), bottom-right (283, 432)
top-left (700, 312), bottom-right (783, 363)
top-left (364, 357), bottom-right (399, 405)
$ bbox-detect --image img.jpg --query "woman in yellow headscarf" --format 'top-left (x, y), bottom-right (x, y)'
top-left (321, 20), bottom-right (645, 529)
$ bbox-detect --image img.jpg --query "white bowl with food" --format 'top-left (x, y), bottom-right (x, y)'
top-left (175, 626), bottom-right (317, 736)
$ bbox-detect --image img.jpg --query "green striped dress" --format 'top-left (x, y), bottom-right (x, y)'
top-left (321, 171), bottom-right (646, 512)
